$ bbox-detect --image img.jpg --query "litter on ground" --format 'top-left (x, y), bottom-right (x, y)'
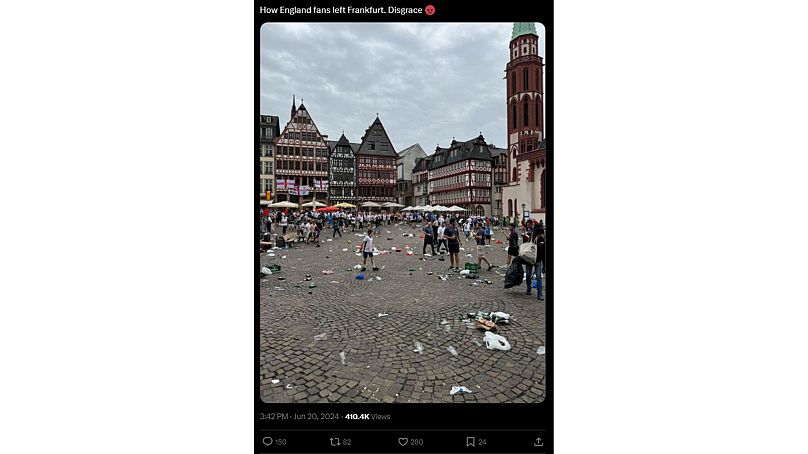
top-left (447, 346), bottom-right (458, 356)
top-left (271, 379), bottom-right (280, 384)
top-left (483, 332), bottom-right (511, 351)
top-left (413, 341), bottom-right (424, 354)
top-left (339, 352), bottom-right (346, 364)
top-left (537, 346), bottom-right (545, 355)
top-left (450, 386), bottom-right (472, 395)
top-left (314, 333), bottom-right (327, 341)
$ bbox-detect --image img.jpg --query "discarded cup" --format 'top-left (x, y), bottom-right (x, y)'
top-left (537, 346), bottom-right (545, 355)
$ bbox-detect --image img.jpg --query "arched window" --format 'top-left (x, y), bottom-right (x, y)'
top-left (536, 68), bottom-right (541, 93)
top-left (511, 73), bottom-right (516, 95)
top-left (475, 205), bottom-right (484, 216)
top-left (523, 101), bottom-right (529, 126)
top-left (507, 199), bottom-right (513, 217)
top-left (535, 101), bottom-right (539, 127)
top-left (511, 104), bottom-right (516, 130)
top-left (523, 68), bottom-right (529, 90)
top-left (512, 167), bottom-right (518, 182)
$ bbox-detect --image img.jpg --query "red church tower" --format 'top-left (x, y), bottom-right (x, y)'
top-left (502, 22), bottom-right (547, 221)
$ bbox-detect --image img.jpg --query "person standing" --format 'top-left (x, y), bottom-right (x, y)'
top-left (374, 215), bottom-right (382, 235)
top-left (280, 214), bottom-right (288, 235)
top-left (333, 216), bottom-right (343, 238)
top-left (504, 223), bottom-right (519, 266)
top-left (445, 219), bottom-right (460, 271)
top-left (360, 228), bottom-right (378, 272)
top-left (436, 222), bottom-right (447, 254)
top-left (422, 221), bottom-right (436, 256)
top-left (484, 221), bottom-right (492, 246)
top-left (475, 223), bottom-right (494, 271)
top-left (530, 231), bottom-right (545, 300)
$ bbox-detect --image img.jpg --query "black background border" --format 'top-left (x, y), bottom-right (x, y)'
top-left (255, 1), bottom-right (553, 451)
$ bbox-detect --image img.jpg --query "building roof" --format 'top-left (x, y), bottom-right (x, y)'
top-left (326, 135), bottom-right (360, 154)
top-left (429, 134), bottom-right (494, 170)
top-left (489, 145), bottom-right (508, 157)
top-left (260, 115), bottom-right (280, 137)
top-left (413, 156), bottom-right (433, 172)
top-left (397, 143), bottom-right (426, 159)
top-left (357, 116), bottom-right (397, 157)
top-left (512, 22), bottom-right (538, 40)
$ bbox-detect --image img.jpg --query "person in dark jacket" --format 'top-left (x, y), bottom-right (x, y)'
top-left (422, 221), bottom-right (436, 255)
top-left (504, 223), bottom-right (519, 266)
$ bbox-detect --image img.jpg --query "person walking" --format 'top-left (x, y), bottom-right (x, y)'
top-left (422, 221), bottom-right (436, 256)
top-left (475, 222), bottom-right (494, 271)
top-left (444, 219), bottom-right (460, 271)
top-left (436, 222), bottom-right (447, 254)
top-left (360, 228), bottom-right (378, 272)
top-left (504, 223), bottom-right (519, 266)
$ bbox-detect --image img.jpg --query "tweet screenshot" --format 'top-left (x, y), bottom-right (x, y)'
top-left (257, 1), bottom-right (552, 452)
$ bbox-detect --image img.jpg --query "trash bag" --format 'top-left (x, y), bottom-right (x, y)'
top-left (503, 261), bottom-right (524, 288)
top-left (483, 332), bottom-right (511, 351)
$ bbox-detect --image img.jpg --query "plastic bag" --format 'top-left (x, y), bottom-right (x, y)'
top-left (483, 332), bottom-right (511, 351)
top-left (503, 261), bottom-right (524, 288)
top-left (518, 242), bottom-right (537, 265)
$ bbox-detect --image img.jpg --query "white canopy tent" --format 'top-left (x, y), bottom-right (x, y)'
top-left (270, 201), bottom-right (299, 208)
top-left (300, 201), bottom-right (327, 207)
top-left (360, 201), bottom-right (382, 208)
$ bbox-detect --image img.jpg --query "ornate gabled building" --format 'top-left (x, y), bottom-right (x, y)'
top-left (428, 134), bottom-right (495, 216)
top-left (396, 143), bottom-right (427, 206)
top-left (326, 134), bottom-right (359, 204)
top-left (412, 155), bottom-right (432, 207)
top-left (502, 22), bottom-right (547, 222)
top-left (273, 97), bottom-right (330, 202)
top-left (259, 114), bottom-right (280, 199)
top-left (355, 116), bottom-right (397, 203)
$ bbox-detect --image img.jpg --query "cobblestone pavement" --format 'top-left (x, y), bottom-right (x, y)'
top-left (260, 222), bottom-right (546, 403)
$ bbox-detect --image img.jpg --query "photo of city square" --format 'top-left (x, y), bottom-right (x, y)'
top-left (259, 22), bottom-right (548, 403)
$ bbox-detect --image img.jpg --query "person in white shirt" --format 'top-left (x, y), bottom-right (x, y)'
top-left (436, 223), bottom-right (447, 254)
top-left (360, 228), bottom-right (378, 271)
top-left (280, 215), bottom-right (288, 235)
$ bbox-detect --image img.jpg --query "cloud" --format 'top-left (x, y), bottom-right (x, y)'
top-left (260, 23), bottom-right (547, 153)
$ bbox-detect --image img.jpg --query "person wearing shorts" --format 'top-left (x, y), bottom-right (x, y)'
top-left (475, 224), bottom-right (493, 271)
top-left (360, 228), bottom-right (378, 272)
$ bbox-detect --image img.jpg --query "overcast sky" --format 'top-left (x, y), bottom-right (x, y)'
top-left (260, 23), bottom-right (545, 154)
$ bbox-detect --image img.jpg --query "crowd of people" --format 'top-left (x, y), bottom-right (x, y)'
top-left (259, 207), bottom-right (546, 299)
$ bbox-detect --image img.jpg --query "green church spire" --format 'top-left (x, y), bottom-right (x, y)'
top-left (511, 22), bottom-right (537, 40)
